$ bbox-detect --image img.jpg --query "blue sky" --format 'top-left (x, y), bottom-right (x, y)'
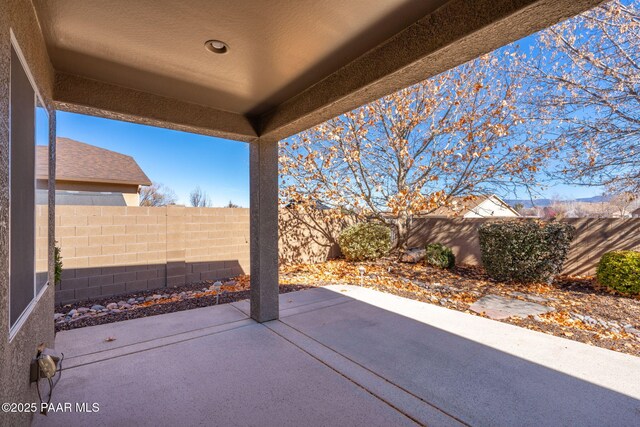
top-left (55, 110), bottom-right (603, 205)
top-left (56, 111), bottom-right (249, 207)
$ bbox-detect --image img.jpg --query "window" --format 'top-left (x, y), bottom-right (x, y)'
top-left (9, 32), bottom-right (50, 334)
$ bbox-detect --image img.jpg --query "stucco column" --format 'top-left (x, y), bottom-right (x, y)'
top-left (249, 137), bottom-right (279, 322)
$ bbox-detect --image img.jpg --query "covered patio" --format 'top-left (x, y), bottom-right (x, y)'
top-left (34, 286), bottom-right (640, 426)
top-left (2, 0), bottom-right (624, 424)
top-left (31, 0), bottom-right (607, 323)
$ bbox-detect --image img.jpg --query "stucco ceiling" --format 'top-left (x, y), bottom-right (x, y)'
top-left (33, 0), bottom-right (448, 116)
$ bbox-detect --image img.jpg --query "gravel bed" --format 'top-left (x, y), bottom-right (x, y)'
top-left (55, 282), bottom-right (315, 332)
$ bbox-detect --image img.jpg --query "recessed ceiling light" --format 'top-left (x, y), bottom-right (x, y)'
top-left (205, 40), bottom-right (229, 54)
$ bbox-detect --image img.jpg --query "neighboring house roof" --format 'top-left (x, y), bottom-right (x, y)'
top-left (37, 138), bottom-right (152, 186)
top-left (36, 189), bottom-right (127, 206)
top-left (420, 194), bottom-right (520, 217)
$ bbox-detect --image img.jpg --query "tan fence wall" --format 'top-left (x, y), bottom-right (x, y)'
top-left (408, 217), bottom-right (640, 276)
top-left (52, 206), bottom-right (250, 303)
top-left (51, 206), bottom-right (337, 304)
top-left (278, 209), bottom-right (346, 264)
top-left (50, 206), bottom-right (640, 304)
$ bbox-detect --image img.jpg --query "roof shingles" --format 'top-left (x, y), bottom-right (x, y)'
top-left (37, 138), bottom-right (151, 186)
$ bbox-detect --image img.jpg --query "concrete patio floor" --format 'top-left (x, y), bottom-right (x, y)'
top-left (34, 285), bottom-right (640, 426)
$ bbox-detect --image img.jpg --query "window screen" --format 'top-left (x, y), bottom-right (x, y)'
top-left (9, 44), bottom-right (36, 327)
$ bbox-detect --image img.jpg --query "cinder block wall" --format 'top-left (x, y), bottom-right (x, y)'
top-left (52, 206), bottom-right (250, 303)
top-left (408, 217), bottom-right (640, 276)
top-left (50, 206), bottom-right (640, 304)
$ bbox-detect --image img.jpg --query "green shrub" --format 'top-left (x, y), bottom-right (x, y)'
top-left (54, 242), bottom-right (63, 285)
top-left (338, 222), bottom-right (391, 261)
top-left (596, 251), bottom-right (640, 295)
top-left (425, 243), bottom-right (455, 269)
top-left (478, 220), bottom-right (575, 283)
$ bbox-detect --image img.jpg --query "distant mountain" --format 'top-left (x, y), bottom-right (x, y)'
top-left (505, 195), bottom-right (609, 208)
top-left (575, 195), bottom-right (609, 203)
top-left (505, 199), bottom-right (552, 208)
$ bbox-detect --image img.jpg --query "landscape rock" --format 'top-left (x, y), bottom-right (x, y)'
top-left (525, 295), bottom-right (550, 303)
top-left (624, 327), bottom-right (640, 337)
top-left (469, 295), bottom-right (555, 320)
top-left (54, 313), bottom-right (64, 321)
top-left (510, 292), bottom-right (550, 303)
top-left (91, 305), bottom-right (105, 311)
top-left (77, 307), bottom-right (90, 313)
top-left (106, 303), bottom-right (118, 310)
top-left (401, 248), bottom-right (426, 263)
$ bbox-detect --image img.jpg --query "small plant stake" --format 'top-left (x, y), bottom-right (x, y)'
top-left (358, 266), bottom-right (366, 286)
top-left (213, 281), bottom-right (223, 304)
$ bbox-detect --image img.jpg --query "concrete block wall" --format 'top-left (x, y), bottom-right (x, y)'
top-left (50, 206), bottom-right (640, 304)
top-left (51, 206), bottom-right (250, 304)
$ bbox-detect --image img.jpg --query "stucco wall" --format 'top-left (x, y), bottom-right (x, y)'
top-left (0, 1), bottom-right (56, 425)
top-left (278, 209), bottom-right (347, 265)
top-left (408, 217), bottom-right (640, 276)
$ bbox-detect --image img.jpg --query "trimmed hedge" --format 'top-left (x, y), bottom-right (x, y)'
top-left (596, 251), bottom-right (640, 295)
top-left (478, 220), bottom-right (575, 283)
top-left (425, 243), bottom-right (455, 269)
top-left (338, 223), bottom-right (391, 261)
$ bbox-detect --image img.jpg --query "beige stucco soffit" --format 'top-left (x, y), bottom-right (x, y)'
top-left (257, 0), bottom-right (604, 141)
top-left (53, 72), bottom-right (258, 142)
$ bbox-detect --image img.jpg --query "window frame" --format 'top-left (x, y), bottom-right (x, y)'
top-left (8, 29), bottom-right (51, 340)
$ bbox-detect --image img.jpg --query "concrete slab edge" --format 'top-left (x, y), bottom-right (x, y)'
top-left (265, 320), bottom-right (467, 427)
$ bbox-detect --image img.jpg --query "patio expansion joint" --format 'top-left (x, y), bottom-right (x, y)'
top-left (230, 292), bottom-right (352, 317)
top-left (61, 318), bottom-right (256, 371)
top-left (64, 316), bottom-right (252, 361)
top-left (263, 319), bottom-right (469, 427)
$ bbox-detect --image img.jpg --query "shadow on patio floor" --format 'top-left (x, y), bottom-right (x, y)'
top-left (34, 286), bottom-right (640, 426)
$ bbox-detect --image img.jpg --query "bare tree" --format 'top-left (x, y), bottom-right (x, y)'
top-left (280, 54), bottom-right (550, 250)
top-left (139, 182), bottom-right (177, 207)
top-left (189, 186), bottom-right (211, 207)
top-left (226, 200), bottom-right (240, 208)
top-left (609, 191), bottom-right (637, 217)
top-left (524, 0), bottom-right (640, 193)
